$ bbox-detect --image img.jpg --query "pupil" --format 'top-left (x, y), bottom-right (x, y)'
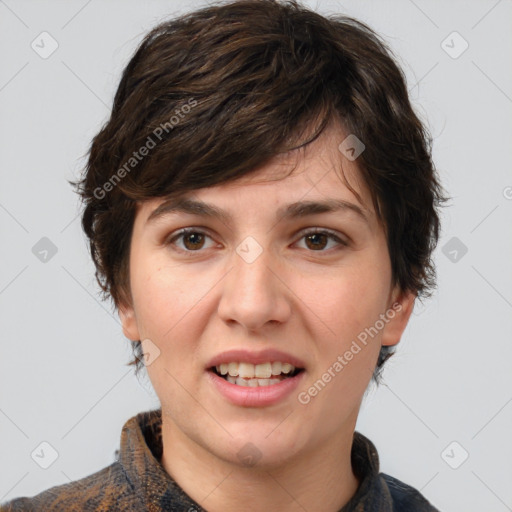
top-left (306, 233), bottom-right (327, 250)
top-left (185, 233), bottom-right (204, 249)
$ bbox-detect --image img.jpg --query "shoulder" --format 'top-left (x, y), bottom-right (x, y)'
top-left (380, 473), bottom-right (440, 512)
top-left (0, 461), bottom-right (139, 512)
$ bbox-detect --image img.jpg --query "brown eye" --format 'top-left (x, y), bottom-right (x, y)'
top-left (182, 232), bottom-right (206, 250)
top-left (304, 232), bottom-right (329, 250)
top-left (166, 227), bottom-right (346, 255)
top-left (167, 228), bottom-right (214, 252)
top-left (297, 229), bottom-right (347, 252)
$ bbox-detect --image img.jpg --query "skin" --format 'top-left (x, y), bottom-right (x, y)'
top-left (119, 122), bottom-right (416, 512)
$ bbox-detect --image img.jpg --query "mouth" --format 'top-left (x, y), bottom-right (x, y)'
top-left (209, 361), bottom-right (305, 387)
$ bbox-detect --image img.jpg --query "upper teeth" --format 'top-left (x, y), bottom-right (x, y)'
top-left (215, 362), bottom-right (295, 378)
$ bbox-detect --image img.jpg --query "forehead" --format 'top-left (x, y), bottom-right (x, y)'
top-left (137, 122), bottom-right (374, 224)
top-left (236, 122), bottom-right (367, 187)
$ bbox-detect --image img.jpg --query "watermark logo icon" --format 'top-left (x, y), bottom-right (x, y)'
top-left (136, 338), bottom-right (161, 366)
top-left (31, 32), bottom-right (59, 59)
top-left (237, 442), bottom-right (262, 466)
top-left (338, 134), bottom-right (365, 161)
top-left (31, 441), bottom-right (59, 469)
top-left (441, 441), bottom-right (469, 469)
top-left (442, 236), bottom-right (468, 263)
top-left (32, 237), bottom-right (58, 263)
top-left (236, 236), bottom-right (263, 264)
top-left (441, 31), bottom-right (469, 59)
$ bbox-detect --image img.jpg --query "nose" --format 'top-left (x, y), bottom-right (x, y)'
top-left (217, 243), bottom-right (291, 333)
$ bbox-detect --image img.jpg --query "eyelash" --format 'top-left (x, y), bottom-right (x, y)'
top-left (166, 227), bottom-right (347, 255)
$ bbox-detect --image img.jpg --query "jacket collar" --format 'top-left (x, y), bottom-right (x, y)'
top-left (118, 408), bottom-right (394, 511)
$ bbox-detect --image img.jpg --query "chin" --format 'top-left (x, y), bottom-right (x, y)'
top-left (220, 425), bottom-right (308, 469)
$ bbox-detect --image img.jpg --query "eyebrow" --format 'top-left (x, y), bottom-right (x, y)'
top-left (146, 197), bottom-right (370, 226)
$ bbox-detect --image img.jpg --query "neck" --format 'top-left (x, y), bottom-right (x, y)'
top-left (160, 414), bottom-right (360, 512)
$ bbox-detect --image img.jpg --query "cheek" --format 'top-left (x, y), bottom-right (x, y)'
top-left (304, 263), bottom-right (391, 400)
top-left (310, 262), bottom-right (389, 338)
top-left (132, 262), bottom-right (208, 397)
top-left (130, 256), bottom-right (216, 352)
top-left (307, 269), bottom-right (388, 394)
top-left (132, 254), bottom-right (181, 315)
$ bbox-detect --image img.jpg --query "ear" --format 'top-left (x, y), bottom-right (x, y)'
top-left (118, 302), bottom-right (141, 341)
top-left (381, 288), bottom-right (416, 347)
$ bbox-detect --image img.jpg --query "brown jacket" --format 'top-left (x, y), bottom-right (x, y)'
top-left (1, 409), bottom-right (440, 511)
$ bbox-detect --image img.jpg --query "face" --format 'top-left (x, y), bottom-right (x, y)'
top-left (119, 123), bottom-right (415, 469)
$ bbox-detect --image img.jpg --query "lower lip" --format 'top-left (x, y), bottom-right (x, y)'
top-left (206, 370), bottom-right (305, 407)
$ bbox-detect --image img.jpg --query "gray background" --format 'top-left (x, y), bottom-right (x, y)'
top-left (1, 1), bottom-right (511, 510)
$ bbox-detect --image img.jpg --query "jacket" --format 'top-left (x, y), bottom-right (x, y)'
top-left (1, 409), bottom-right (440, 511)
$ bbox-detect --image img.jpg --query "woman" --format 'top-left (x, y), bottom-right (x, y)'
top-left (2, 0), bottom-right (445, 510)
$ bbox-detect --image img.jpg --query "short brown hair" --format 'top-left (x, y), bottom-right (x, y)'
top-left (73, 0), bottom-right (447, 381)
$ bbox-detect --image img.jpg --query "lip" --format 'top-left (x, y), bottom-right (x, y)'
top-left (206, 348), bottom-right (307, 369)
top-left (206, 368), bottom-right (306, 407)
